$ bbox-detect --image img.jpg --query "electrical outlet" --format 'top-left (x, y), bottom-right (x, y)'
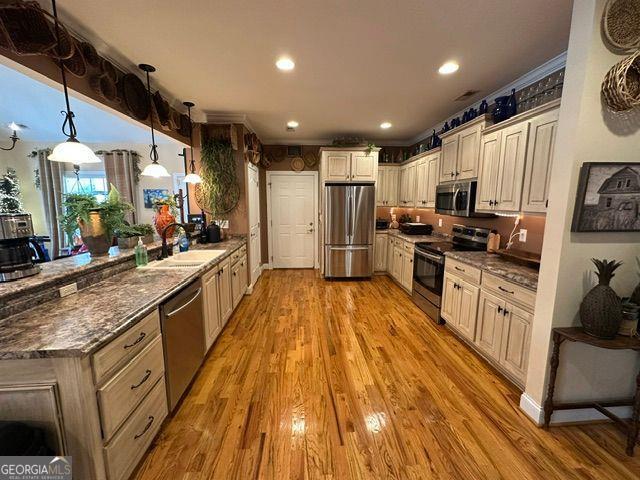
top-left (438, 218), bottom-right (443, 227)
top-left (219, 220), bottom-right (229, 229)
top-left (519, 229), bottom-right (527, 242)
top-left (416, 215), bottom-right (421, 223)
top-left (59, 283), bottom-right (78, 298)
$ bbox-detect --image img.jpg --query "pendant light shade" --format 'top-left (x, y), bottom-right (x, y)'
top-left (49, 0), bottom-right (97, 165)
top-left (141, 161), bottom-right (171, 178)
top-left (48, 138), bottom-right (101, 164)
top-left (181, 101), bottom-right (201, 184)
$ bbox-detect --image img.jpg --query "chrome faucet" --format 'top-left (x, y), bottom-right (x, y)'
top-left (160, 222), bottom-right (190, 259)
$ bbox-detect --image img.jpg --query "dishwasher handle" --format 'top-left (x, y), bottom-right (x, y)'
top-left (165, 288), bottom-right (202, 318)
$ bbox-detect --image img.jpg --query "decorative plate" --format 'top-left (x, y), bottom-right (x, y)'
top-left (303, 151), bottom-right (318, 168)
top-left (119, 73), bottom-right (150, 120)
top-left (291, 156), bottom-right (304, 172)
top-left (603, 0), bottom-right (640, 52)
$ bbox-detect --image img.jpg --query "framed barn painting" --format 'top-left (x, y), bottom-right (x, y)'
top-left (571, 162), bottom-right (640, 232)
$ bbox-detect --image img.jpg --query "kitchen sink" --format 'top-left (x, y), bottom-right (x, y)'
top-left (139, 250), bottom-right (226, 270)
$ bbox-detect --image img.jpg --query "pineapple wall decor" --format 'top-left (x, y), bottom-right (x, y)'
top-left (579, 258), bottom-right (624, 339)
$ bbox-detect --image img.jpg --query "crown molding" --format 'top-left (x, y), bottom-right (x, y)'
top-left (262, 138), bottom-right (333, 146)
top-left (204, 112), bottom-right (256, 133)
top-left (408, 51), bottom-right (567, 145)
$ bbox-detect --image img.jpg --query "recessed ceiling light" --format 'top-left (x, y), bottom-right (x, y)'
top-left (276, 57), bottom-right (295, 71)
top-left (380, 122), bottom-right (392, 129)
top-left (438, 61), bottom-right (459, 75)
top-left (287, 120), bottom-right (299, 128)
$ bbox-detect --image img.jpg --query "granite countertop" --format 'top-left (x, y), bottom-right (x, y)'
top-left (445, 251), bottom-right (538, 291)
top-left (0, 238), bottom-right (245, 360)
top-left (377, 229), bottom-right (448, 244)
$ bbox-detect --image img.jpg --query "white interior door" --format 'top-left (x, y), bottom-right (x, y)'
top-left (247, 164), bottom-right (261, 286)
top-left (269, 173), bottom-right (316, 268)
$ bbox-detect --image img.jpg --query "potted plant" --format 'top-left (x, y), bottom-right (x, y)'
top-left (152, 196), bottom-right (178, 237)
top-left (115, 223), bottom-right (155, 249)
top-left (61, 185), bottom-right (133, 256)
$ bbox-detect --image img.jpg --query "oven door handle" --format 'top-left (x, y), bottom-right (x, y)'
top-left (414, 248), bottom-right (444, 264)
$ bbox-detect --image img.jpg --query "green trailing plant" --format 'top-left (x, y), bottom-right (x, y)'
top-left (115, 223), bottom-right (154, 238)
top-left (60, 185), bottom-right (133, 243)
top-left (199, 138), bottom-right (240, 216)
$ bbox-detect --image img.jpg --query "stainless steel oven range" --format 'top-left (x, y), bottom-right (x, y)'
top-left (412, 224), bottom-right (490, 323)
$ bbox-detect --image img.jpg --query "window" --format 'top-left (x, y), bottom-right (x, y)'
top-left (63, 172), bottom-right (108, 202)
top-left (616, 180), bottom-right (623, 189)
top-left (626, 179), bottom-right (631, 188)
top-left (606, 197), bottom-right (612, 207)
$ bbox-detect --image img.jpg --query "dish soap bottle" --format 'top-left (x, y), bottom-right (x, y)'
top-left (135, 237), bottom-right (148, 266)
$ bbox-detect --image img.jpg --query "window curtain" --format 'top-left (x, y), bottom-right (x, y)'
top-left (99, 150), bottom-right (140, 224)
top-left (37, 149), bottom-right (66, 258)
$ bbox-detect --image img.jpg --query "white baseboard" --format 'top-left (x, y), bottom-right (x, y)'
top-left (246, 284), bottom-right (254, 295)
top-left (519, 392), bottom-right (632, 426)
top-left (261, 263), bottom-right (272, 271)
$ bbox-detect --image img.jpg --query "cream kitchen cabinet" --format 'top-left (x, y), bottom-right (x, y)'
top-left (441, 271), bottom-right (479, 342)
top-left (218, 257), bottom-right (233, 325)
top-left (439, 117), bottom-right (489, 183)
top-left (401, 246), bottom-right (414, 291)
top-left (399, 162), bottom-right (417, 207)
top-left (476, 121), bottom-right (529, 212)
top-left (321, 148), bottom-right (379, 182)
top-left (522, 108), bottom-right (559, 213)
top-left (391, 246), bottom-right (404, 283)
top-left (377, 165), bottom-right (399, 206)
top-left (374, 233), bottom-right (388, 272)
top-left (499, 302), bottom-right (533, 382)
top-left (475, 289), bottom-right (505, 360)
top-left (202, 266), bottom-right (222, 350)
top-left (415, 151), bottom-right (440, 207)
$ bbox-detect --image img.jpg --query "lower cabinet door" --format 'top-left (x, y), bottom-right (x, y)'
top-left (218, 258), bottom-right (233, 325)
top-left (475, 290), bottom-right (505, 360)
top-left (239, 255), bottom-right (248, 294)
top-left (401, 250), bottom-right (414, 291)
top-left (456, 279), bottom-right (480, 341)
top-left (441, 273), bottom-right (459, 324)
top-left (202, 267), bottom-right (221, 351)
top-left (374, 235), bottom-right (387, 271)
top-left (231, 261), bottom-right (242, 309)
top-left (499, 302), bottom-right (533, 384)
top-left (392, 247), bottom-right (404, 282)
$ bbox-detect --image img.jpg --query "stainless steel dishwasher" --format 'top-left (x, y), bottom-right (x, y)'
top-left (160, 279), bottom-right (205, 412)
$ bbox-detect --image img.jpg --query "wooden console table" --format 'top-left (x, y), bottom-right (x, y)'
top-left (544, 327), bottom-right (640, 455)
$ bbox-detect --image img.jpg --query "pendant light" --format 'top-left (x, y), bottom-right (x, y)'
top-left (181, 101), bottom-right (202, 184)
top-left (47, 0), bottom-right (100, 164)
top-left (139, 63), bottom-right (170, 178)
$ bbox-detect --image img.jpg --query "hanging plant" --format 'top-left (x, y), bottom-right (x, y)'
top-left (198, 138), bottom-right (240, 216)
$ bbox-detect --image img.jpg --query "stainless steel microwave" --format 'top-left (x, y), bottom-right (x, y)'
top-left (435, 181), bottom-right (493, 217)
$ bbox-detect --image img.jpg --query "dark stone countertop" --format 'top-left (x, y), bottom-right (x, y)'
top-left (377, 229), bottom-right (448, 244)
top-left (0, 238), bottom-right (246, 360)
top-left (444, 251), bottom-right (539, 291)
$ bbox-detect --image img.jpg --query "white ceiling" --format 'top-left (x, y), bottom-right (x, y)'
top-left (55, 0), bottom-right (573, 144)
top-left (0, 60), bottom-right (179, 144)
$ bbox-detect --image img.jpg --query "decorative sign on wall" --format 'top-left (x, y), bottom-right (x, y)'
top-left (571, 162), bottom-right (640, 232)
top-left (143, 188), bottom-right (169, 209)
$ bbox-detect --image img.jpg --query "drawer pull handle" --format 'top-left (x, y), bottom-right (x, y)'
top-left (134, 415), bottom-right (155, 439)
top-left (498, 286), bottom-right (515, 294)
top-left (454, 266), bottom-right (465, 272)
top-left (123, 332), bottom-right (146, 349)
top-left (503, 309), bottom-right (509, 316)
top-left (131, 369), bottom-right (152, 390)
top-left (497, 306), bottom-right (503, 313)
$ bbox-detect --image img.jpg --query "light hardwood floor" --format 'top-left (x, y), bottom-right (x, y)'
top-left (132, 270), bottom-right (640, 480)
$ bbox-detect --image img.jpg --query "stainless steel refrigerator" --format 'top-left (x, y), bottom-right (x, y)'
top-left (324, 183), bottom-right (375, 278)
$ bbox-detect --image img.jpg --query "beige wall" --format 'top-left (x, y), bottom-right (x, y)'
top-left (524, 0), bottom-right (640, 420)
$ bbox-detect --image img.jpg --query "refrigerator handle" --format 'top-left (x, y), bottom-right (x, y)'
top-left (347, 186), bottom-right (352, 243)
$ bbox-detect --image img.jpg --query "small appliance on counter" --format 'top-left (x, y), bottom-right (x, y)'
top-left (399, 222), bottom-right (433, 236)
top-left (0, 213), bottom-right (42, 282)
top-left (206, 222), bottom-right (222, 243)
top-left (376, 218), bottom-right (390, 230)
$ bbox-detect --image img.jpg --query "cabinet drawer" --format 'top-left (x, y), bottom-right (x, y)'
top-left (103, 377), bottom-right (168, 480)
top-left (403, 241), bottom-right (414, 253)
top-left (482, 273), bottom-right (536, 310)
top-left (98, 335), bottom-right (165, 441)
top-left (92, 309), bottom-right (160, 385)
top-left (231, 247), bottom-right (244, 263)
top-left (445, 258), bottom-right (481, 285)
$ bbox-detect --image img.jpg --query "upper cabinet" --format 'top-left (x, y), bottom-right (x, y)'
top-left (476, 100), bottom-right (560, 214)
top-left (377, 165), bottom-right (399, 206)
top-left (415, 151), bottom-right (440, 208)
top-left (399, 161), bottom-right (417, 207)
top-left (439, 116), bottom-right (490, 183)
top-left (321, 148), bottom-right (379, 183)
top-left (521, 108), bottom-right (559, 213)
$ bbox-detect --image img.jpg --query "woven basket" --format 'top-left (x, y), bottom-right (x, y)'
top-left (603, 0), bottom-right (640, 52)
top-left (90, 74), bottom-right (117, 102)
top-left (602, 50), bottom-right (640, 111)
top-left (119, 73), bottom-right (150, 120)
top-left (178, 113), bottom-right (191, 137)
top-left (0, 1), bottom-right (73, 58)
top-left (101, 58), bottom-right (118, 82)
top-left (79, 41), bottom-right (101, 69)
top-left (62, 38), bottom-right (87, 78)
top-left (152, 91), bottom-right (171, 127)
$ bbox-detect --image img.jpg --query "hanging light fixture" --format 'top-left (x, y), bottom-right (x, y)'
top-left (0, 122), bottom-right (21, 151)
top-left (181, 101), bottom-right (201, 184)
top-left (139, 64), bottom-right (170, 178)
top-left (47, 0), bottom-right (100, 164)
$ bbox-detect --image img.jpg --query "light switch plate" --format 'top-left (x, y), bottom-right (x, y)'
top-left (438, 218), bottom-right (443, 227)
top-left (59, 283), bottom-right (78, 298)
top-left (519, 229), bottom-right (527, 242)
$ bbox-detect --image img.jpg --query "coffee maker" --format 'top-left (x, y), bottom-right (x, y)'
top-left (0, 213), bottom-right (42, 282)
